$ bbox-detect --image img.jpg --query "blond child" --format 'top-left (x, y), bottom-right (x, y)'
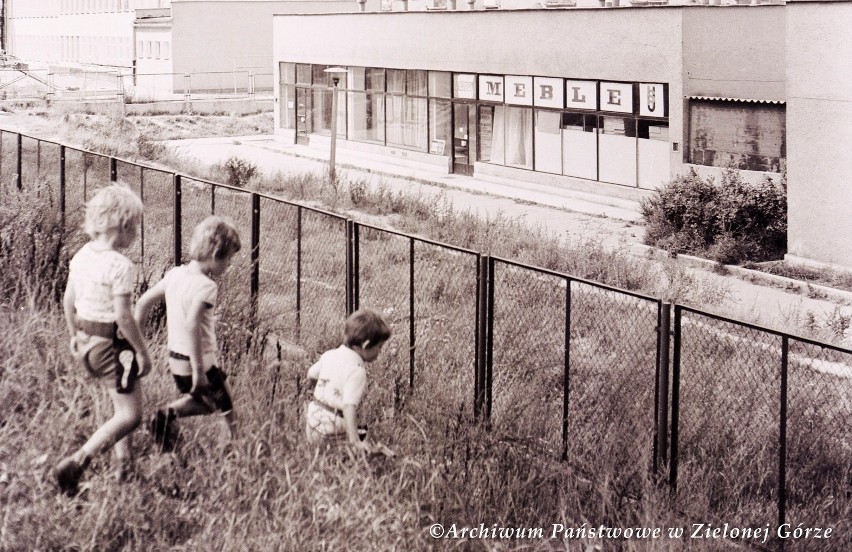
top-left (56, 184), bottom-right (152, 495)
top-left (135, 215), bottom-right (241, 450)
top-left (305, 309), bottom-right (391, 450)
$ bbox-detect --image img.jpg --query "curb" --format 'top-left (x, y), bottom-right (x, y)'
top-left (632, 244), bottom-right (852, 305)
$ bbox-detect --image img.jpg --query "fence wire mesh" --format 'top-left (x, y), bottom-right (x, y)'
top-left (785, 339), bottom-right (852, 551)
top-left (0, 132), bottom-right (18, 191)
top-left (675, 311), bottom-right (782, 526)
top-left (138, 167), bottom-right (175, 282)
top-left (257, 197), bottom-right (300, 343)
top-left (411, 241), bottom-right (478, 424)
top-left (354, 225), bottom-right (412, 424)
top-left (490, 260), bottom-right (566, 458)
top-left (567, 280), bottom-right (659, 490)
top-left (296, 208), bottom-right (347, 353)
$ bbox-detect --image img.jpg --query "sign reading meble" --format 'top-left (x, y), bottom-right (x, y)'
top-left (470, 75), bottom-right (666, 117)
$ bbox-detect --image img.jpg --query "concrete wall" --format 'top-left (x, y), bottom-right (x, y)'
top-left (785, 0), bottom-right (852, 269)
top-left (682, 6), bottom-right (785, 101)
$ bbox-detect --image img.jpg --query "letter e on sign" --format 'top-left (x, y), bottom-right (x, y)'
top-left (505, 75), bottom-right (533, 106)
top-left (600, 82), bottom-right (633, 114)
top-left (640, 83), bottom-right (666, 117)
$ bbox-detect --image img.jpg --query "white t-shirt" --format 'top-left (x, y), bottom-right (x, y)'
top-left (161, 265), bottom-right (219, 365)
top-left (306, 345), bottom-right (366, 435)
top-left (68, 243), bottom-right (135, 323)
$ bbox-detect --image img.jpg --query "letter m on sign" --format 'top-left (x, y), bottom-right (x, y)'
top-left (487, 82), bottom-right (502, 96)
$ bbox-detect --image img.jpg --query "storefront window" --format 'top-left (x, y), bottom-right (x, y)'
top-left (504, 106), bottom-right (533, 170)
top-left (312, 65), bottom-right (331, 86)
top-left (350, 91), bottom-right (385, 144)
top-left (366, 68), bottom-right (385, 91)
top-left (638, 120), bottom-right (670, 189)
top-left (407, 70), bottom-right (428, 96)
top-left (429, 99), bottom-right (451, 156)
top-left (313, 88), bottom-right (332, 135)
top-left (429, 72), bottom-right (452, 99)
top-left (562, 112), bottom-right (597, 180)
top-left (280, 85), bottom-right (296, 130)
top-left (387, 69), bottom-right (405, 94)
top-left (296, 64), bottom-right (311, 85)
top-left (387, 96), bottom-right (428, 152)
top-left (599, 115), bottom-right (637, 186)
top-left (534, 110), bottom-right (561, 174)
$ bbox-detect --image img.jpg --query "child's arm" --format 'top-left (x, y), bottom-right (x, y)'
top-left (341, 404), bottom-right (367, 448)
top-left (63, 282), bottom-right (77, 337)
top-left (133, 280), bottom-right (167, 326)
top-left (185, 296), bottom-right (211, 393)
top-left (115, 293), bottom-right (152, 377)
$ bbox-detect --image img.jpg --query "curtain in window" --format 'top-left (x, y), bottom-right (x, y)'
top-left (491, 106), bottom-right (506, 165)
top-left (505, 107), bottom-right (533, 169)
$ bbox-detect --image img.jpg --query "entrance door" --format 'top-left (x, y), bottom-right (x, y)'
top-left (296, 88), bottom-right (311, 145)
top-left (453, 103), bottom-right (475, 176)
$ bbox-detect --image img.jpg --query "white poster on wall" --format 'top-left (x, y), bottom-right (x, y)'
top-left (534, 77), bottom-right (564, 109)
top-left (455, 74), bottom-right (476, 99)
top-left (639, 83), bottom-right (666, 117)
top-left (565, 80), bottom-right (597, 110)
top-left (505, 75), bottom-right (534, 106)
top-left (478, 75), bottom-right (504, 102)
top-left (600, 82), bottom-right (634, 114)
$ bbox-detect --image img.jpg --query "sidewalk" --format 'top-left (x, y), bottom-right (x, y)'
top-left (166, 134), bottom-right (852, 346)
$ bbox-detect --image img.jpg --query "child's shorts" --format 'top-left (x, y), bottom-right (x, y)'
top-left (71, 320), bottom-right (139, 394)
top-left (172, 366), bottom-right (233, 414)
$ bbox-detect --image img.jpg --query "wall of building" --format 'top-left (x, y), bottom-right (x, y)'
top-left (785, 0), bottom-right (852, 269)
top-left (682, 6), bottom-right (785, 101)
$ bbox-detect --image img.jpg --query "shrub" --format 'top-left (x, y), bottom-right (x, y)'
top-left (641, 168), bottom-right (786, 264)
top-left (220, 156), bottom-right (260, 188)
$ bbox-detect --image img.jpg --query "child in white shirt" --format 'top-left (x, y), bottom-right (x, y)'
top-left (305, 309), bottom-right (391, 450)
top-left (56, 184), bottom-right (152, 495)
top-left (135, 215), bottom-right (241, 450)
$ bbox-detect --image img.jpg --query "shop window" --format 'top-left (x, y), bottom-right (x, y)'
top-left (280, 83), bottom-right (296, 130)
top-left (312, 88), bottom-right (333, 135)
top-left (387, 95), bottom-right (428, 152)
top-left (599, 115), bottom-right (637, 186)
top-left (312, 65), bottom-right (332, 87)
top-left (562, 112), bottom-right (598, 180)
top-left (366, 68), bottom-right (385, 92)
top-left (478, 105), bottom-right (495, 163)
top-left (534, 110), bottom-right (561, 174)
top-left (296, 64), bottom-right (311, 85)
top-left (406, 70), bottom-right (427, 97)
top-left (688, 101), bottom-right (785, 172)
top-left (350, 91), bottom-right (385, 144)
top-left (429, 99), bottom-right (451, 156)
top-left (280, 63), bottom-right (296, 84)
top-left (428, 71), bottom-right (451, 99)
top-left (638, 120), bottom-right (670, 189)
top-left (504, 106), bottom-right (533, 170)
top-left (387, 69), bottom-right (405, 94)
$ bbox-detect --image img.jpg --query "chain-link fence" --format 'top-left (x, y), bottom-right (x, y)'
top-left (4, 127), bottom-right (852, 550)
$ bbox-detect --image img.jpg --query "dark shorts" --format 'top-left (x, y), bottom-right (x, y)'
top-left (77, 333), bottom-right (139, 394)
top-left (172, 366), bottom-right (233, 413)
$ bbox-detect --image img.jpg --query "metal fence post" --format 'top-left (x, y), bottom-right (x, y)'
top-left (562, 278), bottom-right (572, 461)
top-left (778, 336), bottom-right (789, 538)
top-left (656, 302), bottom-right (672, 475)
top-left (295, 207), bottom-right (302, 340)
top-left (485, 255), bottom-right (495, 424)
top-left (109, 157), bottom-right (117, 182)
top-left (173, 174), bottom-right (182, 267)
top-left (250, 193), bottom-right (261, 327)
top-left (474, 254), bottom-right (487, 419)
top-left (16, 133), bottom-right (22, 190)
top-left (59, 145), bottom-right (66, 229)
top-left (408, 237), bottom-right (415, 389)
top-left (353, 223), bottom-right (360, 312)
top-left (669, 305), bottom-right (683, 494)
top-left (345, 219), bottom-right (354, 316)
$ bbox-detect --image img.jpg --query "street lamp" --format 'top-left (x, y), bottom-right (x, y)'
top-left (324, 67), bottom-right (348, 182)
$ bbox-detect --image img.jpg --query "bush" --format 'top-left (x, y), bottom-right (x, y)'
top-left (641, 168), bottom-right (786, 264)
top-left (220, 156), bottom-right (260, 188)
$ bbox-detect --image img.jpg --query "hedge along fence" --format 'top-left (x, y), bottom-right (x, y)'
top-left (2, 128), bottom-right (850, 550)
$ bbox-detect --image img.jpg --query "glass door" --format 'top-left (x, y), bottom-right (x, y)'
top-left (453, 103), bottom-right (476, 176)
top-left (296, 88), bottom-right (312, 145)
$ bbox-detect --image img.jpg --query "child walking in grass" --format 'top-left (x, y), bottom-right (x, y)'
top-left (135, 215), bottom-right (241, 451)
top-left (56, 184), bottom-right (152, 495)
top-left (305, 309), bottom-right (392, 451)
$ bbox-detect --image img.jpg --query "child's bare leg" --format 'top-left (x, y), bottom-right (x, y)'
top-left (223, 410), bottom-right (237, 440)
top-left (168, 395), bottom-right (213, 418)
top-left (113, 434), bottom-right (133, 481)
top-left (82, 386), bottom-right (143, 458)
